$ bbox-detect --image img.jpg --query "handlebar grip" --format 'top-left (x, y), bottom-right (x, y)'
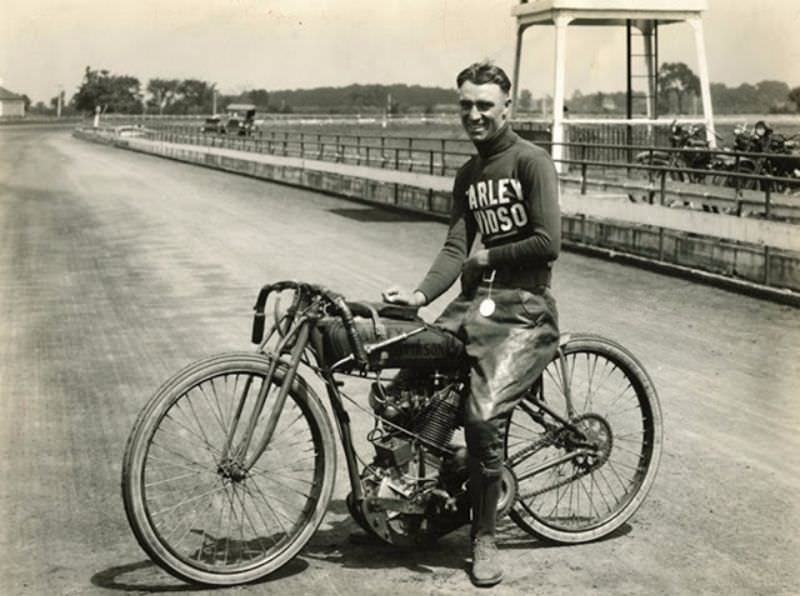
top-left (251, 284), bottom-right (272, 344)
top-left (252, 313), bottom-right (266, 344)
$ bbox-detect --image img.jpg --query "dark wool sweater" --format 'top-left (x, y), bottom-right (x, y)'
top-left (416, 123), bottom-right (561, 303)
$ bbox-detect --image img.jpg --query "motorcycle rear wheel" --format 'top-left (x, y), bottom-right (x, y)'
top-left (505, 334), bottom-right (662, 544)
top-left (122, 352), bottom-right (336, 586)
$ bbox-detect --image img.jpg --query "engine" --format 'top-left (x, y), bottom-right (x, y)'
top-left (348, 372), bottom-right (471, 546)
top-left (368, 373), bottom-right (463, 461)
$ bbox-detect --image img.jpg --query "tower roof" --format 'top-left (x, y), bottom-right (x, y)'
top-left (513, 0), bottom-right (707, 26)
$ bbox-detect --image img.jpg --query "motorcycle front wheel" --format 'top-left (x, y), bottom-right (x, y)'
top-left (505, 334), bottom-right (662, 544)
top-left (122, 352), bottom-right (336, 586)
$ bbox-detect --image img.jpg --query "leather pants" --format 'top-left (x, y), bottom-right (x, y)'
top-left (436, 285), bottom-right (559, 478)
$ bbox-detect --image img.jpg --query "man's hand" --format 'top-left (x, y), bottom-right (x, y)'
top-left (462, 249), bottom-right (490, 272)
top-left (382, 286), bottom-right (427, 306)
top-left (461, 249), bottom-right (490, 293)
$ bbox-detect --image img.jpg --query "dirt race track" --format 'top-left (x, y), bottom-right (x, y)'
top-left (0, 128), bottom-right (798, 596)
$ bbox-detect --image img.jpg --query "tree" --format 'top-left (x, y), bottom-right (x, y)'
top-left (658, 62), bottom-right (700, 114)
top-left (169, 79), bottom-right (216, 114)
top-left (789, 87), bottom-right (800, 111)
top-left (518, 89), bottom-right (533, 112)
top-left (146, 78), bottom-right (181, 114)
top-left (756, 80), bottom-right (790, 101)
top-left (593, 91), bottom-right (606, 113)
top-left (31, 101), bottom-right (49, 115)
top-left (246, 89), bottom-right (270, 108)
top-left (72, 66), bottom-right (142, 114)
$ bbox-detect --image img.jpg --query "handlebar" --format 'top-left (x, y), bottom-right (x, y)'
top-left (252, 281), bottom-right (369, 367)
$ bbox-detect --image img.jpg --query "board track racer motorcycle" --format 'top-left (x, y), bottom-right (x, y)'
top-left (122, 281), bottom-right (663, 586)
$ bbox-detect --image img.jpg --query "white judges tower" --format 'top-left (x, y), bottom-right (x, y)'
top-left (510, 0), bottom-right (715, 170)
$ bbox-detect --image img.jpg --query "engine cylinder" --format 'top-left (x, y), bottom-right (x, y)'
top-left (417, 386), bottom-right (462, 449)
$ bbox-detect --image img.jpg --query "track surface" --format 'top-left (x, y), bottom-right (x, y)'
top-left (1, 128), bottom-right (798, 595)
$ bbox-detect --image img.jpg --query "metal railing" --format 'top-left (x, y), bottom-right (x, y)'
top-left (148, 127), bottom-right (475, 177)
top-left (559, 141), bottom-right (800, 219)
top-left (139, 125), bottom-right (799, 221)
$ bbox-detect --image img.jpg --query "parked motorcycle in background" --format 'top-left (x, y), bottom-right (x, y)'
top-left (635, 121), bottom-right (712, 184)
top-left (631, 121), bottom-right (715, 206)
top-left (711, 121), bottom-right (800, 194)
top-left (752, 123), bottom-right (800, 193)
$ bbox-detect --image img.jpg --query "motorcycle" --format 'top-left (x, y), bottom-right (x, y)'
top-left (121, 280), bottom-right (663, 586)
top-left (756, 129), bottom-right (800, 193)
top-left (631, 121), bottom-right (716, 206)
top-left (634, 121), bottom-right (712, 184)
top-left (711, 122), bottom-right (800, 194)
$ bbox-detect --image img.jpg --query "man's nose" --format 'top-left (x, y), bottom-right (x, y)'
top-left (467, 105), bottom-right (482, 120)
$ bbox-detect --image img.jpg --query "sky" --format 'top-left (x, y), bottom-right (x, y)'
top-left (1, 0), bottom-right (799, 104)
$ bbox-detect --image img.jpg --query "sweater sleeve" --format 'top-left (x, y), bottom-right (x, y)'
top-left (415, 174), bottom-right (476, 303)
top-left (487, 150), bottom-right (561, 267)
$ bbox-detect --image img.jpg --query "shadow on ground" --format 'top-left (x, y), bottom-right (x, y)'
top-left (328, 207), bottom-right (433, 223)
top-left (92, 500), bottom-right (632, 591)
top-left (302, 499), bottom-right (633, 573)
top-left (90, 557), bottom-right (309, 592)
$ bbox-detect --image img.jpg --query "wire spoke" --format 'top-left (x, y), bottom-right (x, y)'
top-left (149, 439), bottom-right (215, 471)
top-left (145, 468), bottom-right (209, 488)
top-left (151, 483), bottom-right (230, 517)
top-left (154, 419), bottom-right (222, 460)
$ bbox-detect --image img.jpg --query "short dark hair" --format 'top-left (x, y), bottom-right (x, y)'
top-left (456, 61), bottom-right (512, 94)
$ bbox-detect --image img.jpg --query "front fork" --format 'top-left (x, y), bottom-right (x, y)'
top-left (219, 312), bottom-right (367, 502)
top-left (219, 318), bottom-right (313, 473)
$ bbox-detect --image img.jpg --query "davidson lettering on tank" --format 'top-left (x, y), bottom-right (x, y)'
top-left (466, 178), bottom-right (530, 241)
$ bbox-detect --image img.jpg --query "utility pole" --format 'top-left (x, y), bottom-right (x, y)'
top-left (57, 85), bottom-right (63, 118)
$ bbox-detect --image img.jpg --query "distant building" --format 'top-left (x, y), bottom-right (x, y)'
top-left (0, 86), bottom-right (26, 117)
top-left (225, 103), bottom-right (257, 117)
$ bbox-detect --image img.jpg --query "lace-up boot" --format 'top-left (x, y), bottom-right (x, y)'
top-left (471, 534), bottom-right (503, 587)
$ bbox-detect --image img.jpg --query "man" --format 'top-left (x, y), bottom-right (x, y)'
top-left (383, 61), bottom-right (561, 587)
top-left (751, 120), bottom-right (773, 152)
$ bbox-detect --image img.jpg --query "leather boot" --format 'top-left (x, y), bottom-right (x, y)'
top-left (469, 469), bottom-right (503, 587)
top-left (468, 459), bottom-right (482, 541)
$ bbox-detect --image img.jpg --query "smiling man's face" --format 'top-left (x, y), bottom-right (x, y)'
top-left (458, 80), bottom-right (511, 142)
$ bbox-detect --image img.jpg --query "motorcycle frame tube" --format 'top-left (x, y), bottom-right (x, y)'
top-left (319, 369), bottom-right (366, 502)
top-left (514, 448), bottom-right (594, 483)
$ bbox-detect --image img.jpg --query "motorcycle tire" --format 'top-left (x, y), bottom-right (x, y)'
top-left (122, 352), bottom-right (336, 586)
top-left (505, 334), bottom-right (663, 544)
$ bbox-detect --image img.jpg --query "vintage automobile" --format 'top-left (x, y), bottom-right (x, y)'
top-left (200, 116), bottom-right (225, 134)
top-left (224, 103), bottom-right (257, 136)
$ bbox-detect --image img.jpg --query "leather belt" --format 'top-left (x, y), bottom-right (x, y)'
top-left (480, 265), bottom-right (552, 288)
